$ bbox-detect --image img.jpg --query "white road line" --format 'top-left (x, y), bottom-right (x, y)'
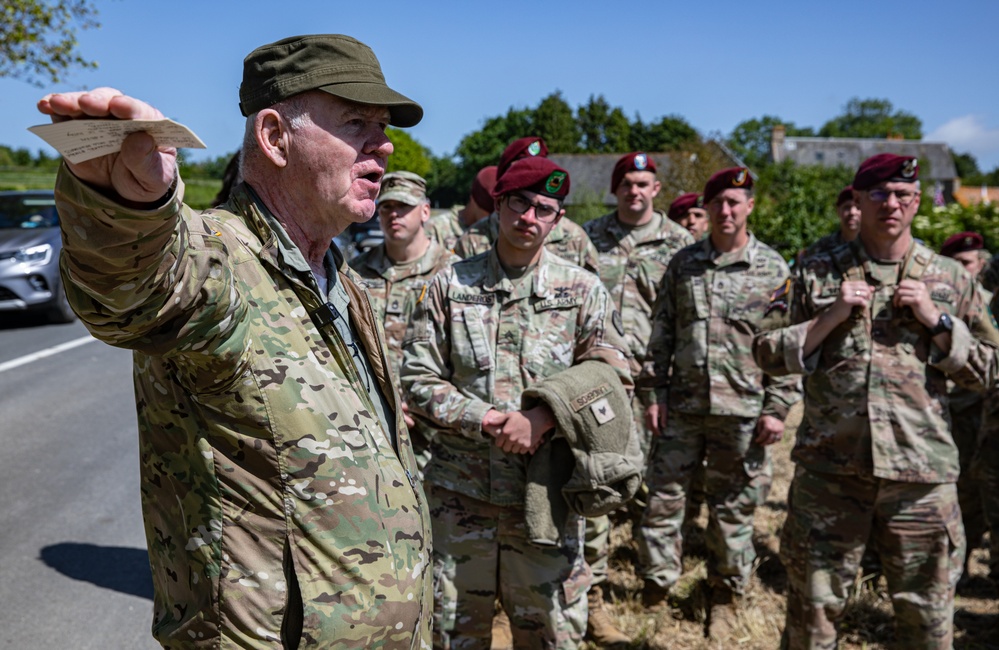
top-left (0, 335), bottom-right (97, 374)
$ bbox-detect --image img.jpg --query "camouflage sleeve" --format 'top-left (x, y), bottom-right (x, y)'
top-left (452, 232), bottom-right (476, 260)
top-left (637, 258), bottom-right (678, 404)
top-left (54, 165), bottom-right (247, 360)
top-left (752, 267), bottom-right (815, 377)
top-left (580, 234), bottom-right (601, 274)
top-left (758, 275), bottom-right (803, 420)
top-left (399, 271), bottom-right (495, 437)
top-left (574, 280), bottom-right (634, 393)
top-left (932, 276), bottom-right (998, 392)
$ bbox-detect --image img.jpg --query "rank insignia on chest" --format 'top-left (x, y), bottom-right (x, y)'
top-left (386, 299), bottom-right (403, 315)
top-left (765, 277), bottom-right (792, 315)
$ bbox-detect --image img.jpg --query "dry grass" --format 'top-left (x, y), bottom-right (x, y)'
top-left (584, 402), bottom-right (999, 649)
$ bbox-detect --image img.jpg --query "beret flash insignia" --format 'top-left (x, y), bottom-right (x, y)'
top-left (545, 170), bottom-right (567, 194)
top-left (634, 153), bottom-right (648, 170)
top-left (902, 158), bottom-right (918, 178)
top-left (528, 140), bottom-right (542, 156)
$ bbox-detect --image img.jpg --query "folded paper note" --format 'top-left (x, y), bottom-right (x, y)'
top-left (28, 119), bottom-right (206, 164)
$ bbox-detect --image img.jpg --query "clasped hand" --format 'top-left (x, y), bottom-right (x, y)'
top-left (482, 405), bottom-right (555, 455)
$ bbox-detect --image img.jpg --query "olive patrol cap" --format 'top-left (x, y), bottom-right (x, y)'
top-left (239, 34), bottom-right (423, 127)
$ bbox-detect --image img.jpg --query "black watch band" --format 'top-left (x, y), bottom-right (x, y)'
top-left (930, 312), bottom-right (953, 336)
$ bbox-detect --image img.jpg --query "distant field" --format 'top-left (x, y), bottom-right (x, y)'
top-left (0, 167), bottom-right (222, 210)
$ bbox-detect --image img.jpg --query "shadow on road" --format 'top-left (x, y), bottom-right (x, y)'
top-left (40, 542), bottom-right (153, 600)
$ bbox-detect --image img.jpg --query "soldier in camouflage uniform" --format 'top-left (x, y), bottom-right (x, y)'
top-left (578, 152), bottom-right (694, 646)
top-left (453, 137), bottom-right (601, 273)
top-left (350, 171), bottom-right (458, 472)
top-left (425, 165), bottom-right (497, 251)
top-left (754, 154), bottom-right (999, 649)
top-left (801, 184), bottom-right (861, 259)
top-left (636, 168), bottom-right (801, 640)
top-left (666, 191), bottom-right (709, 241)
top-left (939, 231), bottom-right (996, 578)
top-left (39, 35), bottom-right (433, 649)
top-left (401, 157), bottom-right (633, 649)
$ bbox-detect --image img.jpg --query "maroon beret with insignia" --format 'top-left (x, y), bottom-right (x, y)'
top-left (703, 167), bottom-right (753, 204)
top-left (469, 165), bottom-right (498, 213)
top-left (497, 136), bottom-right (548, 179)
top-left (853, 154), bottom-right (919, 190)
top-left (940, 231), bottom-right (984, 258)
top-left (836, 185), bottom-right (854, 206)
top-left (492, 156), bottom-right (570, 199)
top-left (667, 192), bottom-right (703, 221)
top-left (611, 152), bottom-right (658, 192)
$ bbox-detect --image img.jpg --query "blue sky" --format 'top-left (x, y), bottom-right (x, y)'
top-left (4, 0), bottom-right (999, 171)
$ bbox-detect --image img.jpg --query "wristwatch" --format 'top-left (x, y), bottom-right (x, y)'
top-left (929, 312), bottom-right (953, 336)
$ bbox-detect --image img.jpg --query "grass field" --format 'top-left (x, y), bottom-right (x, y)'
top-left (0, 167), bottom-right (222, 210)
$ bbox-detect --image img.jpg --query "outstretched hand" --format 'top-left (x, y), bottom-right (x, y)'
top-left (37, 87), bottom-right (178, 204)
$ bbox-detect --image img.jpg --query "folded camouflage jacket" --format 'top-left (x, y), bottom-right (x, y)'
top-left (55, 171), bottom-right (432, 649)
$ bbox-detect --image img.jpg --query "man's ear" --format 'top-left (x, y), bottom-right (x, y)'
top-left (254, 109), bottom-right (290, 168)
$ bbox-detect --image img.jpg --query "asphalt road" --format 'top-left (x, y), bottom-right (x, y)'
top-left (0, 314), bottom-right (159, 649)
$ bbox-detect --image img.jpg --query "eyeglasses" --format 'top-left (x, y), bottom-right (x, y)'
top-left (866, 188), bottom-right (920, 207)
top-left (505, 193), bottom-right (561, 222)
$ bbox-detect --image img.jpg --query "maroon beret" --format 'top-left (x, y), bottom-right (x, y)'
top-left (492, 156), bottom-right (570, 199)
top-left (836, 185), bottom-right (854, 207)
top-left (940, 231), bottom-right (984, 258)
top-left (853, 154), bottom-right (919, 191)
top-left (703, 167), bottom-right (753, 204)
top-left (611, 152), bottom-right (657, 192)
top-left (667, 193), bottom-right (703, 221)
top-left (470, 165), bottom-right (498, 213)
top-left (497, 136), bottom-right (548, 179)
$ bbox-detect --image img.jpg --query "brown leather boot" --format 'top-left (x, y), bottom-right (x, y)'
top-left (586, 584), bottom-right (631, 647)
top-left (491, 607), bottom-right (513, 650)
top-left (641, 579), bottom-right (671, 609)
top-left (706, 586), bottom-right (739, 641)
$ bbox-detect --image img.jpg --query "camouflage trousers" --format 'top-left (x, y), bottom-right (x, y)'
top-left (584, 515), bottom-right (610, 586)
top-left (951, 401), bottom-right (988, 552)
top-left (428, 486), bottom-right (589, 650)
top-left (977, 417), bottom-right (999, 580)
top-left (635, 413), bottom-right (771, 594)
top-left (780, 468), bottom-right (965, 650)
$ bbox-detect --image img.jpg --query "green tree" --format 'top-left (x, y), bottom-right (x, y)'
top-left (1, 0), bottom-right (100, 85)
top-left (727, 115), bottom-right (814, 169)
top-left (751, 161), bottom-right (854, 259)
top-left (531, 91), bottom-right (580, 153)
top-left (386, 127), bottom-right (432, 178)
top-left (818, 97), bottom-right (922, 140)
top-left (631, 114), bottom-right (700, 152)
top-left (577, 95), bottom-right (631, 153)
top-left (952, 151), bottom-right (982, 184)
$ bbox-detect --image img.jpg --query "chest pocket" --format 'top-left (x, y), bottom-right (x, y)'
top-left (524, 300), bottom-right (579, 376)
top-left (726, 275), bottom-right (775, 329)
top-left (462, 306), bottom-right (494, 371)
top-left (634, 255), bottom-right (670, 307)
top-left (677, 272), bottom-right (711, 324)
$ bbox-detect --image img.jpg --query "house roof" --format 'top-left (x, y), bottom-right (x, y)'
top-left (774, 135), bottom-right (957, 180)
top-left (549, 142), bottom-right (743, 205)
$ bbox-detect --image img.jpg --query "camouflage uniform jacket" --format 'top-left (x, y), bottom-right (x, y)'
top-left (640, 233), bottom-right (800, 420)
top-left (753, 238), bottom-right (998, 483)
top-left (452, 212), bottom-right (601, 273)
top-left (584, 210), bottom-right (695, 395)
top-left (801, 229), bottom-right (847, 260)
top-left (400, 248), bottom-right (633, 507)
top-left (424, 205), bottom-right (465, 251)
top-left (54, 172), bottom-right (432, 649)
top-left (349, 239), bottom-right (458, 373)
